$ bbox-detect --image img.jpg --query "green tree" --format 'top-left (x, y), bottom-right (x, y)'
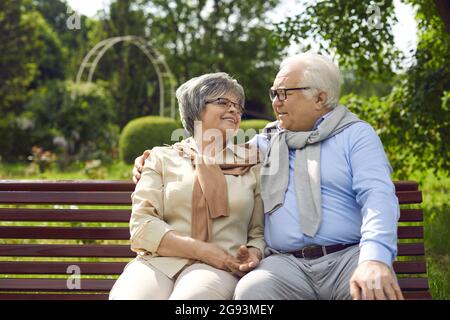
top-left (274, 0), bottom-right (449, 175)
top-left (145, 0), bottom-right (285, 120)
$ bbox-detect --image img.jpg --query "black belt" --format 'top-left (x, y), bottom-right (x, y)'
top-left (289, 243), bottom-right (358, 260)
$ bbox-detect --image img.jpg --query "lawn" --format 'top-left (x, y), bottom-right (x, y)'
top-left (0, 162), bottom-right (448, 299)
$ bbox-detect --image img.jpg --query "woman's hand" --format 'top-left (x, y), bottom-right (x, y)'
top-left (195, 242), bottom-right (243, 275)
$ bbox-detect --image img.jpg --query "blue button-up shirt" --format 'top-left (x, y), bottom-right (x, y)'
top-left (249, 111), bottom-right (400, 266)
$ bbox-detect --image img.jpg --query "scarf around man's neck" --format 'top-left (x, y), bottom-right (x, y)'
top-left (172, 138), bottom-right (260, 242)
top-left (260, 105), bottom-right (363, 237)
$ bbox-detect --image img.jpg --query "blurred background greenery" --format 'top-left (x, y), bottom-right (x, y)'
top-left (0, 0), bottom-right (448, 298)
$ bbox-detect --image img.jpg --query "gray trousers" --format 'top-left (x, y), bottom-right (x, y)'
top-left (234, 244), bottom-right (360, 300)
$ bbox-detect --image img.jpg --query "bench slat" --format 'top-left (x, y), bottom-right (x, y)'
top-left (396, 191), bottom-right (422, 204)
top-left (0, 291), bottom-right (431, 300)
top-left (0, 226), bottom-right (423, 240)
top-left (0, 181), bottom-right (134, 192)
top-left (397, 243), bottom-right (425, 256)
top-left (0, 243), bottom-right (424, 257)
top-left (0, 278), bottom-right (114, 291)
top-left (0, 261), bottom-right (425, 275)
top-left (393, 181), bottom-right (418, 192)
top-left (0, 244), bottom-right (134, 257)
top-left (398, 278), bottom-right (429, 291)
top-left (393, 261), bottom-right (427, 274)
top-left (0, 293), bottom-right (109, 300)
top-left (0, 226), bottom-right (129, 240)
top-left (0, 208), bottom-right (422, 223)
top-left (398, 209), bottom-right (423, 222)
top-left (397, 226), bottom-right (424, 239)
top-left (0, 262), bottom-right (127, 274)
top-left (0, 180), bottom-right (417, 192)
top-left (0, 277), bottom-right (428, 292)
top-left (0, 191), bottom-right (131, 205)
top-left (0, 208), bottom-right (130, 222)
top-left (402, 291), bottom-right (432, 300)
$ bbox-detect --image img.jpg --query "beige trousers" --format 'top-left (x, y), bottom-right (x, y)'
top-left (109, 257), bottom-right (239, 300)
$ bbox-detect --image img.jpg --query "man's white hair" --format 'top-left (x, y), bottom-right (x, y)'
top-left (280, 52), bottom-right (343, 108)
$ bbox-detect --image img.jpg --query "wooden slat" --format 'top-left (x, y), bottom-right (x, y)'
top-left (393, 261), bottom-right (427, 274)
top-left (0, 244), bottom-right (134, 257)
top-left (398, 226), bottom-right (424, 239)
top-left (399, 209), bottom-right (423, 222)
top-left (402, 291), bottom-right (432, 300)
top-left (0, 277), bottom-right (430, 293)
top-left (0, 180), bottom-right (417, 192)
top-left (396, 191), bottom-right (422, 204)
top-left (0, 244), bottom-right (424, 258)
top-left (0, 191), bottom-right (132, 205)
top-left (0, 226), bottom-right (129, 240)
top-left (0, 293), bottom-right (109, 300)
top-left (0, 208), bottom-right (130, 222)
top-left (398, 278), bottom-right (429, 291)
top-left (0, 292), bottom-right (431, 300)
top-left (397, 243), bottom-right (425, 256)
top-left (0, 261), bottom-right (426, 275)
top-left (0, 219), bottom-right (423, 240)
top-left (394, 181), bottom-right (418, 192)
top-left (0, 180), bottom-right (134, 192)
top-left (0, 262), bottom-right (128, 275)
top-left (0, 278), bottom-right (114, 291)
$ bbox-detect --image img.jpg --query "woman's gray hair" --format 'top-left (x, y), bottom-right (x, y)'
top-left (176, 72), bottom-right (245, 136)
top-left (280, 52), bottom-right (343, 108)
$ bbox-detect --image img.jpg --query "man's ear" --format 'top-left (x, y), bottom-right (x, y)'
top-left (315, 91), bottom-right (327, 109)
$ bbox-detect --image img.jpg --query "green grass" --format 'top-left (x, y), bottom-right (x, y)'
top-left (0, 161), bottom-right (133, 180)
top-left (0, 162), bottom-right (448, 299)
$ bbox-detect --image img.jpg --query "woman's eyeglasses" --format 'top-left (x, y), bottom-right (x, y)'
top-left (205, 98), bottom-right (244, 114)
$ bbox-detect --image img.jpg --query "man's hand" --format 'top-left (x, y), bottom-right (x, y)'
top-left (227, 245), bottom-right (261, 277)
top-left (132, 150), bottom-right (151, 184)
top-left (350, 260), bottom-right (404, 300)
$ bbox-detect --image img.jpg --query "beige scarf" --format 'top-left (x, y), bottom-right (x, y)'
top-left (172, 139), bottom-right (260, 242)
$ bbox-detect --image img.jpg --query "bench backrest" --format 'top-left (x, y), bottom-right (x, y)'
top-left (0, 180), bottom-right (431, 300)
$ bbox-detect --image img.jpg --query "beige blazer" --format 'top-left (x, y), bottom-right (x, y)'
top-left (129, 138), bottom-right (265, 278)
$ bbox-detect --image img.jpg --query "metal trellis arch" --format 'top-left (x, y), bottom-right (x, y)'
top-left (75, 36), bottom-right (176, 118)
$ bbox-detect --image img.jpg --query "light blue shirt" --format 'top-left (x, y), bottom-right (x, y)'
top-left (249, 112), bottom-right (400, 266)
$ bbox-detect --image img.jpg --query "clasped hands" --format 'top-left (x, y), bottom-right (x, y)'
top-left (199, 242), bottom-right (261, 278)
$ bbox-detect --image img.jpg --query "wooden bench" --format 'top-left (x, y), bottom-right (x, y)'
top-left (0, 180), bottom-right (431, 300)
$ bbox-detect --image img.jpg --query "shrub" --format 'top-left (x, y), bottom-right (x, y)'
top-left (119, 116), bottom-right (183, 163)
top-left (22, 80), bottom-right (119, 166)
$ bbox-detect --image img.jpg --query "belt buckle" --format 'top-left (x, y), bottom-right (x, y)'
top-left (301, 245), bottom-right (318, 259)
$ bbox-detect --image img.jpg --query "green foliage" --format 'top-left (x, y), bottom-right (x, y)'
top-left (21, 80), bottom-right (119, 165)
top-left (384, 0), bottom-right (450, 177)
top-left (146, 0), bottom-right (285, 119)
top-left (0, 0), bottom-right (39, 115)
top-left (119, 116), bottom-right (181, 163)
top-left (275, 0), bottom-right (402, 82)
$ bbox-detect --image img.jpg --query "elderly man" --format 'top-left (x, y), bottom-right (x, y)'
top-left (133, 53), bottom-right (403, 300)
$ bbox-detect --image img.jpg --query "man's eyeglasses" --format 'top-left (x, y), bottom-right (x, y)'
top-left (205, 97), bottom-right (244, 114)
top-left (269, 87), bottom-right (311, 102)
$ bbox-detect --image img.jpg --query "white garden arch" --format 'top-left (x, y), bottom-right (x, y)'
top-left (75, 36), bottom-right (176, 118)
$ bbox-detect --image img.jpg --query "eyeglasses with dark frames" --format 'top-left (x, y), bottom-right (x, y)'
top-left (268, 87), bottom-right (311, 102)
top-left (205, 97), bottom-right (244, 114)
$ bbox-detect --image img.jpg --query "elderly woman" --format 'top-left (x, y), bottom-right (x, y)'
top-left (109, 72), bottom-right (264, 300)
